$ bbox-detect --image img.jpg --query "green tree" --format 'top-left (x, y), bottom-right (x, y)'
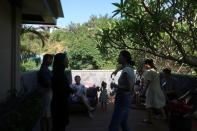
top-left (98, 0), bottom-right (197, 71)
top-left (50, 16), bottom-right (118, 69)
top-left (20, 25), bottom-right (50, 71)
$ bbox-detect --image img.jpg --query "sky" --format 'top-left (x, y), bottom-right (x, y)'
top-left (57, 0), bottom-right (120, 27)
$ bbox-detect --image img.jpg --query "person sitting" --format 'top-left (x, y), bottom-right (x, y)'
top-left (71, 75), bottom-right (94, 113)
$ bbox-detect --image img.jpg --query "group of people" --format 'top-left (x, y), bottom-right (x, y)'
top-left (108, 50), bottom-right (178, 131)
top-left (37, 52), bottom-right (110, 131)
top-left (133, 61), bottom-right (178, 124)
top-left (38, 53), bottom-right (71, 131)
top-left (37, 50), bottom-right (177, 131)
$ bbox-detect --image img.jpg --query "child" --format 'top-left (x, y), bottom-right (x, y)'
top-left (99, 81), bottom-right (108, 111)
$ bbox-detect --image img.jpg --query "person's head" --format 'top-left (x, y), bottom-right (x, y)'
top-left (144, 59), bottom-right (156, 70)
top-left (163, 68), bottom-right (171, 79)
top-left (52, 53), bottom-right (69, 73)
top-left (118, 50), bottom-right (135, 66)
top-left (42, 54), bottom-right (53, 66)
top-left (101, 81), bottom-right (107, 89)
top-left (74, 75), bottom-right (81, 84)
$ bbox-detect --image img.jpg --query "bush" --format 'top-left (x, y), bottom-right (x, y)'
top-left (20, 60), bottom-right (38, 72)
top-left (0, 90), bottom-right (42, 131)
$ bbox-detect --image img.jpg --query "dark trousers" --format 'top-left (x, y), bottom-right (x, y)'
top-left (109, 91), bottom-right (131, 131)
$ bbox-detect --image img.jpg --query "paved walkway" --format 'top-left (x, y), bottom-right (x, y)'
top-left (33, 104), bottom-right (197, 131)
top-left (67, 104), bottom-right (168, 131)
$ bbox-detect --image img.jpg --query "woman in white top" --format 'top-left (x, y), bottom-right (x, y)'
top-left (143, 59), bottom-right (166, 124)
top-left (109, 50), bottom-right (135, 131)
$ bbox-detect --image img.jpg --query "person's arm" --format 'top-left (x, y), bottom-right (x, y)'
top-left (70, 84), bottom-right (77, 94)
top-left (111, 65), bottom-right (123, 78)
top-left (111, 72), bottom-right (133, 90)
top-left (83, 85), bottom-right (87, 96)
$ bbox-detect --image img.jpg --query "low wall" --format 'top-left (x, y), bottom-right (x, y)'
top-left (20, 70), bottom-right (119, 93)
top-left (20, 70), bottom-right (197, 95)
top-left (71, 70), bottom-right (120, 88)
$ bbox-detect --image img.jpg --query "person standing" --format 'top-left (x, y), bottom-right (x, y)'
top-left (142, 59), bottom-right (166, 124)
top-left (51, 53), bottom-right (72, 131)
top-left (161, 68), bottom-right (177, 102)
top-left (37, 54), bottom-right (53, 131)
top-left (109, 50), bottom-right (135, 131)
top-left (99, 81), bottom-right (108, 111)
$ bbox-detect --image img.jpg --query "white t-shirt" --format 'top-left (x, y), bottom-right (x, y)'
top-left (118, 66), bottom-right (135, 91)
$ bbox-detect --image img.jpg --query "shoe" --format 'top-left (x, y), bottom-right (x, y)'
top-left (141, 119), bottom-right (153, 125)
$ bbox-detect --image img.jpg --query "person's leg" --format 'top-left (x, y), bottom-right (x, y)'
top-left (104, 102), bottom-right (107, 111)
top-left (148, 108), bottom-right (153, 122)
top-left (135, 93), bottom-right (138, 105)
top-left (120, 93), bottom-right (131, 131)
top-left (137, 93), bottom-right (140, 105)
top-left (160, 107), bottom-right (167, 119)
top-left (120, 109), bottom-right (130, 131)
top-left (108, 103), bottom-right (123, 131)
top-left (142, 108), bottom-right (153, 123)
top-left (46, 117), bottom-right (52, 131)
top-left (80, 95), bottom-right (94, 111)
top-left (101, 102), bottom-right (104, 110)
top-left (51, 104), bottom-right (66, 131)
top-left (109, 94), bottom-right (124, 131)
top-left (40, 117), bottom-right (47, 131)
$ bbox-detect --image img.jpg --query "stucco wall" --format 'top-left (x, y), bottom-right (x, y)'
top-left (0, 0), bottom-right (12, 102)
top-left (0, 0), bottom-right (21, 102)
top-left (20, 70), bottom-right (120, 93)
top-left (71, 70), bottom-right (120, 89)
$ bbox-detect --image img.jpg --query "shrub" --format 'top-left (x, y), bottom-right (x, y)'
top-left (20, 60), bottom-right (38, 72)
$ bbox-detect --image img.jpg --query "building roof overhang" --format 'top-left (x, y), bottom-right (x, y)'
top-left (21, 0), bottom-right (64, 25)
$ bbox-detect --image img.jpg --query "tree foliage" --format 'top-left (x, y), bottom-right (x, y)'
top-left (64, 16), bottom-right (118, 69)
top-left (20, 16), bottom-right (118, 70)
top-left (98, 0), bottom-right (197, 69)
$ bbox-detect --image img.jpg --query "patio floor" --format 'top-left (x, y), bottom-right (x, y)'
top-left (33, 103), bottom-right (197, 131)
top-left (67, 104), bottom-right (168, 131)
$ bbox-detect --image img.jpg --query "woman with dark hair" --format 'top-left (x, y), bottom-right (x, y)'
top-left (142, 59), bottom-right (166, 124)
top-left (51, 53), bottom-right (71, 131)
top-left (109, 50), bottom-right (135, 131)
top-left (37, 54), bottom-right (53, 131)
